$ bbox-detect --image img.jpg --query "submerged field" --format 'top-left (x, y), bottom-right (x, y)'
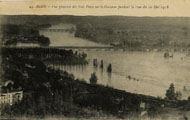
top-left (41, 24), bottom-right (190, 99)
top-left (2, 16), bottom-right (190, 119)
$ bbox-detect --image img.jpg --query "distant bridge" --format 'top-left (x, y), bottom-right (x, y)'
top-left (47, 46), bottom-right (118, 51)
top-left (50, 46), bottom-right (113, 49)
top-left (40, 29), bottom-right (73, 32)
top-left (5, 46), bottom-right (127, 51)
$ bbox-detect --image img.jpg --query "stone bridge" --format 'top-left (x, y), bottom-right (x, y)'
top-left (40, 29), bottom-right (71, 32)
top-left (4, 46), bottom-right (127, 51)
top-left (50, 46), bottom-right (123, 51)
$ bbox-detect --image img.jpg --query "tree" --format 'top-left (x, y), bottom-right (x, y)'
top-left (175, 91), bottom-right (182, 100)
top-left (165, 83), bottom-right (176, 100)
top-left (188, 96), bottom-right (190, 101)
top-left (107, 64), bottom-right (112, 73)
top-left (1, 104), bottom-right (12, 116)
top-left (90, 72), bottom-right (98, 84)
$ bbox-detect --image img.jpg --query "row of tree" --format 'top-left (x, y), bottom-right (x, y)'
top-left (2, 47), bottom-right (88, 66)
top-left (2, 24), bottom-right (51, 46)
top-left (74, 23), bottom-right (190, 48)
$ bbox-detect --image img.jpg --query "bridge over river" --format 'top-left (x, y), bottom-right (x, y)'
top-left (8, 46), bottom-right (123, 51)
top-left (51, 46), bottom-right (126, 51)
top-left (40, 28), bottom-right (74, 32)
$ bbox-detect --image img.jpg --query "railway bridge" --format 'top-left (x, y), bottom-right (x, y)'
top-left (40, 28), bottom-right (73, 32)
top-left (6, 46), bottom-right (127, 51)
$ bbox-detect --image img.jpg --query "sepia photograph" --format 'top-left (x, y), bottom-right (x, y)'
top-left (1, 15), bottom-right (190, 120)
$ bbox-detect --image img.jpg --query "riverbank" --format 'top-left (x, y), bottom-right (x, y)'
top-left (1, 47), bottom-right (190, 119)
top-left (73, 17), bottom-right (190, 49)
top-left (2, 111), bottom-right (190, 120)
top-left (1, 77), bottom-right (190, 119)
top-left (2, 24), bottom-right (51, 46)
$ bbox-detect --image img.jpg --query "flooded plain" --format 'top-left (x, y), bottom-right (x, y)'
top-left (40, 24), bottom-right (190, 99)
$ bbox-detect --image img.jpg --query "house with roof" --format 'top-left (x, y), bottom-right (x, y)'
top-left (0, 91), bottom-right (23, 105)
top-left (0, 80), bottom-right (23, 105)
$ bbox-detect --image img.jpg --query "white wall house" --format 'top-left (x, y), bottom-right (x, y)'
top-left (0, 91), bottom-right (23, 105)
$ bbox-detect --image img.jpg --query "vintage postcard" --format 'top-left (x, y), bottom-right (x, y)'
top-left (0, 0), bottom-right (190, 120)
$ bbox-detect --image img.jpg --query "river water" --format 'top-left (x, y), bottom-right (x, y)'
top-left (40, 24), bottom-right (190, 99)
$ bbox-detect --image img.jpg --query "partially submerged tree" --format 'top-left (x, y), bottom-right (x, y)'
top-left (188, 96), bottom-right (190, 101)
top-left (165, 83), bottom-right (176, 100)
top-left (165, 83), bottom-right (182, 101)
top-left (107, 64), bottom-right (112, 73)
top-left (90, 72), bottom-right (98, 84)
top-left (175, 91), bottom-right (182, 100)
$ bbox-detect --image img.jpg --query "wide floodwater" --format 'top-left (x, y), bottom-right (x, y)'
top-left (40, 24), bottom-right (190, 99)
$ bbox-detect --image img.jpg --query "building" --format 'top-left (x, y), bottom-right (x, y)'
top-left (0, 91), bottom-right (23, 105)
top-left (0, 80), bottom-right (23, 106)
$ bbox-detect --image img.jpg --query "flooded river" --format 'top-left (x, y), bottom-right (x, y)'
top-left (40, 24), bottom-right (190, 99)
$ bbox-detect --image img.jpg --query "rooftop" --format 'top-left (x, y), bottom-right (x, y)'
top-left (0, 90), bottom-right (23, 95)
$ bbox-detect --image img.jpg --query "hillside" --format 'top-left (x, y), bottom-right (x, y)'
top-left (2, 15), bottom-right (190, 48)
